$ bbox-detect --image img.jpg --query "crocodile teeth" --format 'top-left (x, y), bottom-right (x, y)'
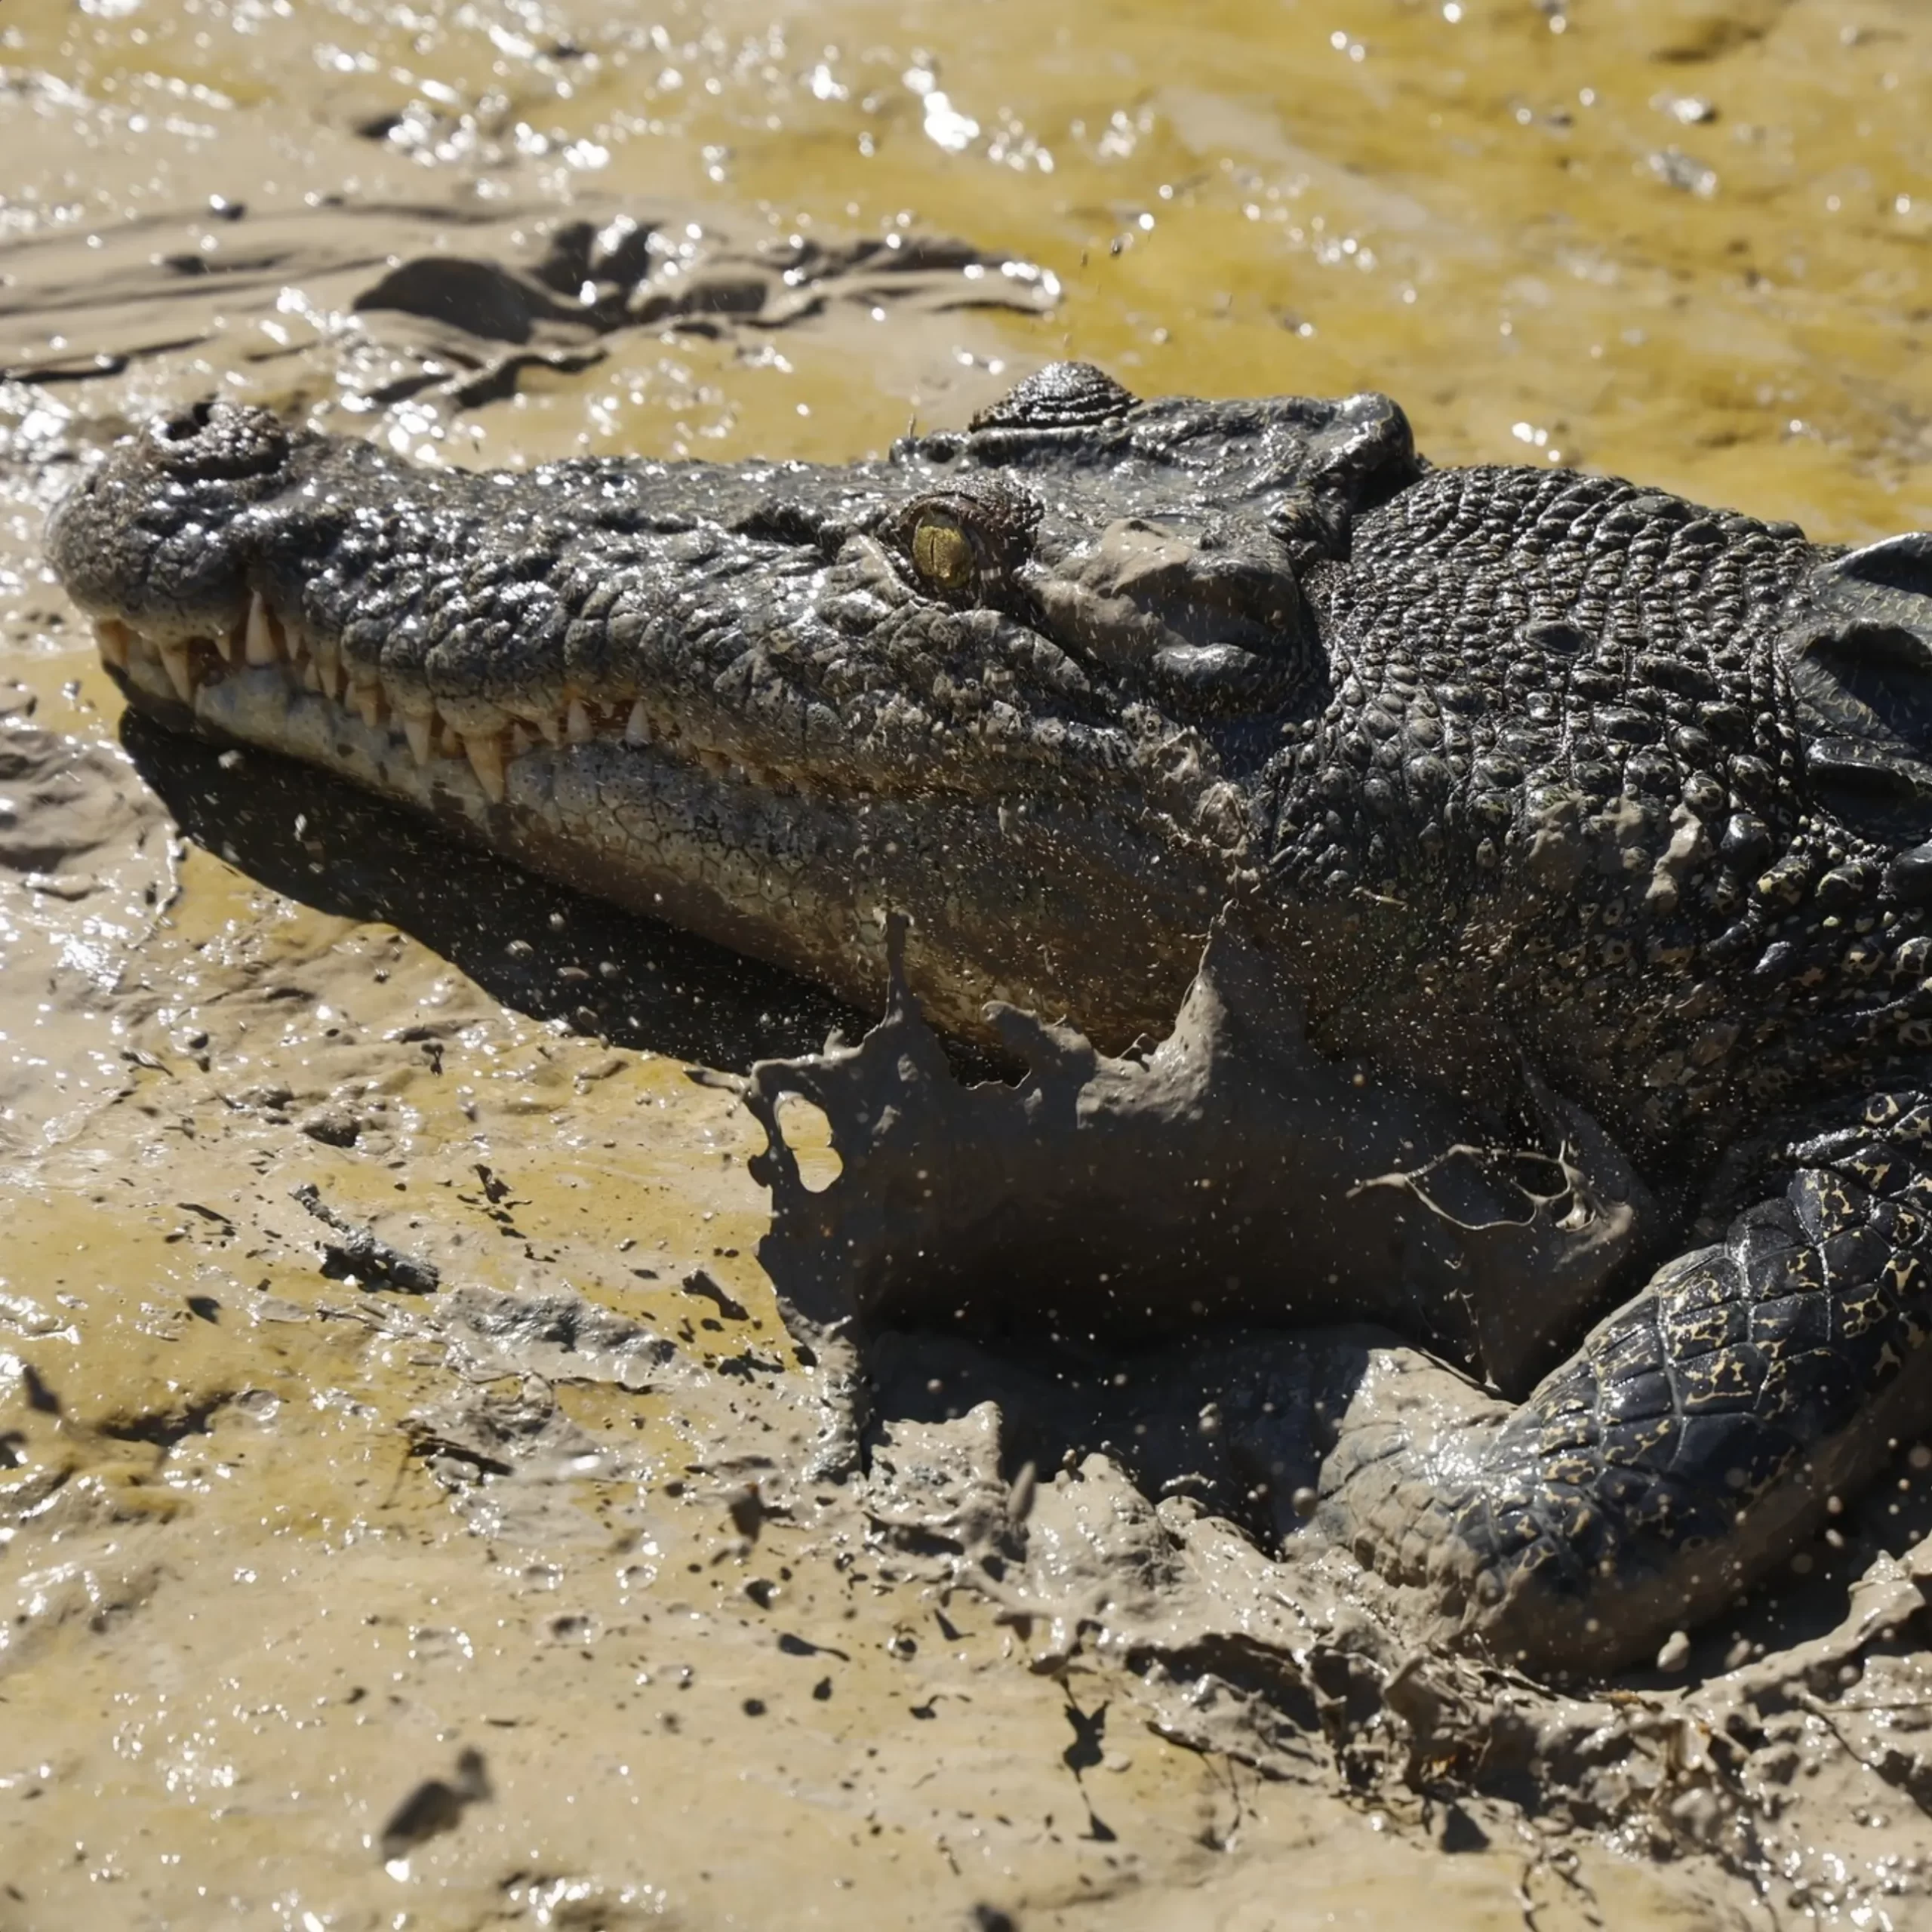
top-left (93, 618), bottom-right (131, 669)
top-left (403, 713), bottom-right (434, 765)
top-left (214, 620), bottom-right (238, 663)
top-left (509, 721), bottom-right (537, 757)
top-left (245, 592), bottom-right (281, 666)
top-left (351, 680), bottom-right (384, 730)
top-left (466, 732), bottom-right (507, 804)
top-left (624, 699), bottom-right (651, 746)
top-left (537, 712), bottom-right (563, 748)
top-left (158, 638), bottom-right (197, 703)
top-left (565, 698), bottom-right (594, 745)
top-left (312, 635), bottom-right (343, 700)
top-left (301, 659), bottom-right (323, 694)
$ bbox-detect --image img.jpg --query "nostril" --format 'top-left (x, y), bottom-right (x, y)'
top-left (159, 399), bottom-right (220, 442)
top-left (145, 400), bottom-right (290, 480)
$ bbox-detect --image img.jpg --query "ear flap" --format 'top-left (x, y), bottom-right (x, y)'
top-left (1786, 534), bottom-right (1932, 844)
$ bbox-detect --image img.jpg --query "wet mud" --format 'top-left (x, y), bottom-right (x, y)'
top-left (3, 0), bottom-right (1932, 1925)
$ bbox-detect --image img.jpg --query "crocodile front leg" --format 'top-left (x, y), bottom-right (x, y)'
top-left (1322, 1091), bottom-right (1932, 1672)
top-left (743, 931), bottom-right (1932, 1675)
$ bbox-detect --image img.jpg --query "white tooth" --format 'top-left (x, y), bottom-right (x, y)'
top-left (566, 698), bottom-right (593, 744)
top-left (624, 699), bottom-right (651, 746)
top-left (438, 721), bottom-right (463, 758)
top-left (301, 660), bottom-right (322, 693)
top-left (466, 733), bottom-right (507, 803)
top-left (403, 714), bottom-right (433, 765)
top-left (312, 635), bottom-right (342, 700)
top-left (509, 721), bottom-right (536, 757)
top-left (537, 712), bottom-right (563, 747)
top-left (158, 638), bottom-right (196, 703)
top-left (352, 681), bottom-right (384, 730)
top-left (214, 620), bottom-right (237, 663)
top-left (93, 618), bottom-right (131, 669)
top-left (245, 592), bottom-right (281, 666)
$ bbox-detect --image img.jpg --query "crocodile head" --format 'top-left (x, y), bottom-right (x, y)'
top-left (47, 364), bottom-right (1420, 1042)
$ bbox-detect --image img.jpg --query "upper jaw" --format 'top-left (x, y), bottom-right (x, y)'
top-left (50, 375), bottom-right (1360, 820)
top-left (50, 403), bottom-right (857, 801)
top-left (61, 506), bottom-right (1137, 830)
top-left (54, 429), bottom-right (1223, 820)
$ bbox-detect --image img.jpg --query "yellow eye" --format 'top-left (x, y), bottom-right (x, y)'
top-left (911, 515), bottom-right (975, 593)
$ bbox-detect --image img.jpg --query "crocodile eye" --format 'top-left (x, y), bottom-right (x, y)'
top-left (911, 515), bottom-right (977, 594)
top-left (892, 481), bottom-right (1041, 605)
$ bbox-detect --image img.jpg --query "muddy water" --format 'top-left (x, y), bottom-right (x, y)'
top-left (2, 0), bottom-right (1931, 1925)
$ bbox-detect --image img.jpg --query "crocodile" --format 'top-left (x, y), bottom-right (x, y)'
top-left (45, 363), bottom-right (1932, 1672)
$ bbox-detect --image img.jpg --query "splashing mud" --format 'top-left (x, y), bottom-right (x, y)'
top-left (3, 0), bottom-right (1932, 1924)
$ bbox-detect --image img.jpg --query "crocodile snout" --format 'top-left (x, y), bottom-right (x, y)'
top-left (47, 398), bottom-right (303, 663)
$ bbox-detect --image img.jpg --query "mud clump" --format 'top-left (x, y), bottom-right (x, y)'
top-left (6, 0), bottom-right (1932, 1923)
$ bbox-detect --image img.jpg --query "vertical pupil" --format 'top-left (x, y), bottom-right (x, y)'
top-left (914, 518), bottom-right (972, 589)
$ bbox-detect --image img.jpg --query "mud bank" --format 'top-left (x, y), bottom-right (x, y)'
top-left (3, 0), bottom-right (1932, 1926)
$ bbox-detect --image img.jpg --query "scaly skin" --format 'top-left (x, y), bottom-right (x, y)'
top-left (47, 365), bottom-right (1932, 1668)
top-left (48, 368), bottom-right (1416, 1049)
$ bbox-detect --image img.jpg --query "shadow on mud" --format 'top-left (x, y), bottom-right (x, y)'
top-left (122, 708), bottom-right (862, 1069)
top-left (125, 711), bottom-right (1932, 1709)
top-left (740, 926), bottom-right (1932, 1703)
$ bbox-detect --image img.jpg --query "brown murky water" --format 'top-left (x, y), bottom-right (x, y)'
top-left (2, 1), bottom-right (1931, 1926)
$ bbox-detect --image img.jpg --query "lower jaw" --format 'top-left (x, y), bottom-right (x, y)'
top-left (105, 637), bottom-right (1217, 1049)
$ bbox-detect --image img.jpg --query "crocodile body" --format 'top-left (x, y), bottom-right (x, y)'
top-left (47, 365), bottom-right (1932, 1670)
